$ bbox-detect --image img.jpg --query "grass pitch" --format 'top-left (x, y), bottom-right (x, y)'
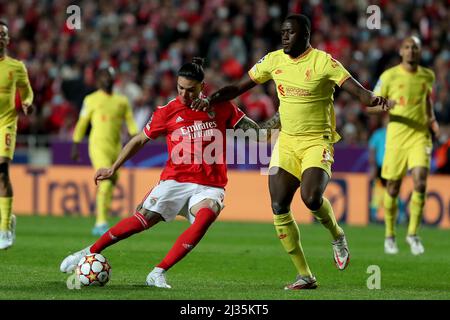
top-left (0, 216), bottom-right (449, 300)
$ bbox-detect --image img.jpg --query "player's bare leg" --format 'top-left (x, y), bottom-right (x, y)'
top-left (300, 167), bottom-right (349, 270)
top-left (406, 167), bottom-right (428, 255)
top-left (147, 199), bottom-right (220, 289)
top-left (0, 158), bottom-right (15, 250)
top-left (269, 167), bottom-right (317, 289)
top-left (384, 179), bottom-right (402, 254)
top-left (60, 207), bottom-right (162, 273)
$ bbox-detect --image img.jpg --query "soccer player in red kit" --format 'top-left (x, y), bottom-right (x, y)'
top-left (60, 58), bottom-right (280, 288)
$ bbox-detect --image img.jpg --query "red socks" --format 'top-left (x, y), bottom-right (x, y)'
top-left (89, 208), bottom-right (218, 272)
top-left (90, 212), bottom-right (149, 253)
top-left (157, 207), bottom-right (217, 271)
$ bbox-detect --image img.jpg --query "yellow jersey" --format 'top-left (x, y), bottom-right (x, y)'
top-left (0, 56), bottom-right (33, 128)
top-left (248, 47), bottom-right (351, 142)
top-left (73, 90), bottom-right (139, 152)
top-left (374, 64), bottom-right (435, 147)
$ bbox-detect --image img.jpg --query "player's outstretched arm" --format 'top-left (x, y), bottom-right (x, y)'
top-left (94, 131), bottom-right (150, 185)
top-left (235, 112), bottom-right (281, 142)
top-left (191, 74), bottom-right (257, 111)
top-left (426, 93), bottom-right (440, 139)
top-left (341, 77), bottom-right (395, 112)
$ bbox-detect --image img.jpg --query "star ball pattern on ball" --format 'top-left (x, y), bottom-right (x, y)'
top-left (76, 253), bottom-right (111, 286)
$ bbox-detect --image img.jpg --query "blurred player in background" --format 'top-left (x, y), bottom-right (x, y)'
top-left (368, 116), bottom-right (387, 222)
top-left (374, 36), bottom-right (439, 255)
top-left (61, 58), bottom-right (280, 288)
top-left (0, 20), bottom-right (34, 250)
top-left (368, 117), bottom-right (406, 224)
top-left (192, 14), bottom-right (393, 289)
top-left (71, 66), bottom-right (138, 236)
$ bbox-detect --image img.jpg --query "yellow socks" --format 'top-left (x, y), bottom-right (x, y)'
top-left (96, 180), bottom-right (114, 226)
top-left (0, 197), bottom-right (13, 231)
top-left (384, 192), bottom-right (398, 238)
top-left (311, 197), bottom-right (343, 240)
top-left (408, 191), bottom-right (425, 236)
top-left (273, 212), bottom-right (312, 277)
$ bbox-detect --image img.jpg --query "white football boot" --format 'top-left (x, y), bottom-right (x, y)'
top-left (0, 230), bottom-right (12, 250)
top-left (0, 215), bottom-right (16, 250)
top-left (406, 235), bottom-right (425, 256)
top-left (60, 246), bottom-right (92, 273)
top-left (146, 267), bottom-right (172, 289)
top-left (284, 275), bottom-right (318, 290)
top-left (332, 233), bottom-right (350, 270)
top-left (384, 237), bottom-right (399, 254)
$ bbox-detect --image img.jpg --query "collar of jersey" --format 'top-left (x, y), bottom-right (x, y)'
top-left (285, 46), bottom-right (313, 63)
top-left (399, 63), bottom-right (419, 74)
top-left (99, 89), bottom-right (113, 96)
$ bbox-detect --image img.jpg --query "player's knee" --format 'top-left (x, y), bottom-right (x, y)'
top-left (301, 192), bottom-right (322, 211)
top-left (0, 162), bottom-right (9, 184)
top-left (414, 181), bottom-right (427, 194)
top-left (271, 202), bottom-right (290, 215)
top-left (386, 183), bottom-right (400, 197)
top-left (191, 199), bottom-right (221, 217)
top-left (135, 204), bottom-right (162, 226)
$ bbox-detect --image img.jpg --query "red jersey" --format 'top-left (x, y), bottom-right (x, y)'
top-left (143, 96), bottom-right (245, 188)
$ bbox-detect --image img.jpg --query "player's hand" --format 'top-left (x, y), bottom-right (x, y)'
top-left (94, 168), bottom-right (115, 185)
top-left (71, 144), bottom-right (80, 162)
top-left (369, 166), bottom-right (377, 182)
top-left (191, 97), bottom-right (211, 112)
top-left (371, 96), bottom-right (395, 111)
top-left (22, 103), bottom-right (34, 115)
top-left (429, 119), bottom-right (440, 140)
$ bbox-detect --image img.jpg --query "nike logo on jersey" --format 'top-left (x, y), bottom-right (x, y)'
top-left (275, 69), bottom-right (283, 74)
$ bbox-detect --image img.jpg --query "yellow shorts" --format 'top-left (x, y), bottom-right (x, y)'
top-left (381, 144), bottom-right (432, 180)
top-left (88, 140), bottom-right (121, 169)
top-left (0, 126), bottom-right (17, 160)
top-left (89, 147), bottom-right (120, 182)
top-left (89, 149), bottom-right (119, 169)
top-left (269, 131), bottom-right (334, 181)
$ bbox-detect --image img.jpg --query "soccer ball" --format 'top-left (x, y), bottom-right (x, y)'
top-left (76, 253), bottom-right (111, 286)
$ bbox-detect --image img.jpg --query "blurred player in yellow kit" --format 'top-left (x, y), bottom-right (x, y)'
top-left (72, 66), bottom-right (138, 235)
top-left (374, 36), bottom-right (439, 255)
top-left (0, 21), bottom-right (34, 249)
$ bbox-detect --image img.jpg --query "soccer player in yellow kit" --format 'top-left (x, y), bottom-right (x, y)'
top-left (374, 36), bottom-right (438, 255)
top-left (72, 67), bottom-right (138, 236)
top-left (192, 14), bottom-right (393, 289)
top-left (0, 21), bottom-right (34, 249)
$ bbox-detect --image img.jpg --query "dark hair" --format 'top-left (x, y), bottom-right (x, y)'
top-left (0, 20), bottom-right (8, 28)
top-left (97, 65), bottom-right (115, 77)
top-left (285, 14), bottom-right (311, 35)
top-left (178, 57), bottom-right (205, 82)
